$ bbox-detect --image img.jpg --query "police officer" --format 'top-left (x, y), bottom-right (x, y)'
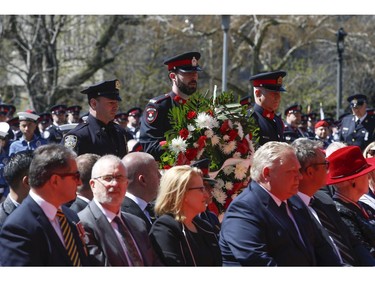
top-left (44, 104), bottom-right (67, 143)
top-left (66, 105), bottom-right (82, 124)
top-left (283, 104), bottom-right (307, 143)
top-left (248, 70), bottom-right (287, 146)
top-left (62, 79), bottom-right (128, 158)
top-left (126, 107), bottom-right (142, 141)
top-left (338, 94), bottom-right (375, 151)
top-left (139, 51), bottom-right (202, 161)
top-left (37, 112), bottom-right (52, 138)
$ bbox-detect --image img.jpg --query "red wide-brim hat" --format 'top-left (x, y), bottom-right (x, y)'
top-left (326, 146), bottom-right (375, 185)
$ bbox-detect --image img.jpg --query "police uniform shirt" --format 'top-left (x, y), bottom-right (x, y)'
top-left (8, 135), bottom-right (48, 156)
top-left (0, 150), bottom-right (10, 197)
top-left (139, 91), bottom-right (184, 160)
top-left (339, 113), bottom-right (375, 151)
top-left (250, 103), bottom-right (284, 146)
top-left (62, 114), bottom-right (128, 158)
top-left (283, 122), bottom-right (307, 143)
top-left (44, 124), bottom-right (63, 143)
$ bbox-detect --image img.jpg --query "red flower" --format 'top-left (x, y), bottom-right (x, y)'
top-left (228, 129), bottom-right (238, 141)
top-left (187, 111), bottom-right (197, 120)
top-left (236, 138), bottom-right (250, 155)
top-left (163, 164), bottom-right (172, 170)
top-left (206, 110), bottom-right (214, 117)
top-left (179, 128), bottom-right (189, 140)
top-left (197, 135), bottom-right (207, 149)
top-left (185, 148), bottom-right (198, 161)
top-left (176, 153), bottom-right (189, 165)
top-left (220, 120), bottom-right (230, 134)
top-left (224, 197), bottom-right (233, 210)
top-left (207, 202), bottom-right (219, 216)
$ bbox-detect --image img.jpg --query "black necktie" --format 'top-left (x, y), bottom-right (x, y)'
top-left (113, 216), bottom-right (144, 266)
top-left (145, 203), bottom-right (156, 223)
top-left (355, 119), bottom-right (361, 126)
top-left (279, 202), bottom-right (300, 239)
top-left (310, 198), bottom-right (356, 265)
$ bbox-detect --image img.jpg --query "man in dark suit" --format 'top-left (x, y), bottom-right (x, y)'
top-left (248, 70), bottom-right (286, 147)
top-left (69, 153), bottom-right (100, 212)
top-left (0, 144), bottom-right (90, 266)
top-left (78, 154), bottom-right (162, 266)
top-left (219, 141), bottom-right (342, 266)
top-left (121, 152), bottom-right (160, 232)
top-left (0, 150), bottom-right (33, 229)
top-left (292, 138), bottom-right (375, 265)
top-left (338, 94), bottom-right (375, 151)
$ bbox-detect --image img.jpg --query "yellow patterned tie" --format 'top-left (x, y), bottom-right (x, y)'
top-left (56, 209), bottom-right (82, 266)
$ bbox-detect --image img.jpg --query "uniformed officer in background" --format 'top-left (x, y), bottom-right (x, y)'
top-left (139, 51), bottom-right (202, 161)
top-left (66, 105), bottom-right (82, 124)
top-left (248, 70), bottom-right (287, 147)
top-left (338, 93), bottom-right (375, 151)
top-left (44, 104), bottom-right (67, 143)
top-left (283, 104), bottom-right (307, 143)
top-left (62, 79), bottom-right (128, 158)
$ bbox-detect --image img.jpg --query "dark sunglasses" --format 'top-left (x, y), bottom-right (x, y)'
top-left (54, 171), bottom-right (81, 181)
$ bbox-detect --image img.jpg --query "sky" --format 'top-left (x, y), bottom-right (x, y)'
top-left (3, 0), bottom-right (374, 15)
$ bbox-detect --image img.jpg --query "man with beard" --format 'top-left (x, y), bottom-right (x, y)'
top-left (62, 79), bottom-right (128, 158)
top-left (139, 51), bottom-right (202, 161)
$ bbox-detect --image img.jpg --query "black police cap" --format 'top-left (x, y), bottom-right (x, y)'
top-left (50, 104), bottom-right (67, 114)
top-left (81, 79), bottom-right (122, 101)
top-left (127, 107), bottom-right (142, 117)
top-left (249, 70), bottom-right (287, 92)
top-left (347, 94), bottom-right (367, 103)
top-left (38, 112), bottom-right (52, 124)
top-left (115, 112), bottom-right (128, 122)
top-left (284, 104), bottom-right (302, 116)
top-left (163, 51), bottom-right (202, 73)
top-left (190, 158), bottom-right (217, 186)
top-left (67, 105), bottom-right (82, 114)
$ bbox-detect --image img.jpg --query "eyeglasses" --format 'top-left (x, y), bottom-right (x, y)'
top-left (93, 174), bottom-right (127, 184)
top-left (54, 171), bottom-right (81, 181)
top-left (309, 161), bottom-right (330, 170)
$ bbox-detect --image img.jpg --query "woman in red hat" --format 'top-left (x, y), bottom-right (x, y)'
top-left (327, 145), bottom-right (375, 256)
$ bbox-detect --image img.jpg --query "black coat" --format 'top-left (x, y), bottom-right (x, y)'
top-left (62, 114), bottom-right (128, 158)
top-left (149, 214), bottom-right (222, 266)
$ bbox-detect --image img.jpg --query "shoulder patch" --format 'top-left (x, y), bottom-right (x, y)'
top-left (146, 106), bottom-right (158, 124)
top-left (64, 135), bottom-right (78, 149)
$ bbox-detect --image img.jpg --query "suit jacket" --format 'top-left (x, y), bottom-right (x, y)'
top-left (149, 214), bottom-right (222, 266)
top-left (0, 195), bottom-right (17, 229)
top-left (78, 200), bottom-right (162, 266)
top-left (0, 195), bottom-right (90, 266)
top-left (312, 190), bottom-right (375, 265)
top-left (70, 197), bottom-right (89, 213)
top-left (219, 181), bottom-right (342, 266)
top-left (121, 196), bottom-right (152, 232)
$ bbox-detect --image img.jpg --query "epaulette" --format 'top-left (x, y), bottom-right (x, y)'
top-left (149, 94), bottom-right (170, 104)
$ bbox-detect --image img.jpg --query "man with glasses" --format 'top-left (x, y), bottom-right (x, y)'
top-left (248, 70), bottom-right (287, 147)
top-left (139, 51), bottom-right (202, 161)
top-left (291, 138), bottom-right (375, 265)
top-left (78, 154), bottom-right (162, 266)
top-left (0, 143), bottom-right (90, 266)
top-left (338, 94), bottom-right (375, 151)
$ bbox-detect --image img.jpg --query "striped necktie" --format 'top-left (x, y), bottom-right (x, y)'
top-left (114, 216), bottom-right (144, 266)
top-left (56, 209), bottom-right (82, 266)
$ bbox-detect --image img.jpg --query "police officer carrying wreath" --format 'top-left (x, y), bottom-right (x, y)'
top-left (248, 70), bottom-right (287, 146)
top-left (63, 79), bottom-right (128, 158)
top-left (139, 51), bottom-right (202, 161)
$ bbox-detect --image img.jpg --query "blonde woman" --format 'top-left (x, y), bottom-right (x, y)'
top-left (149, 165), bottom-right (222, 266)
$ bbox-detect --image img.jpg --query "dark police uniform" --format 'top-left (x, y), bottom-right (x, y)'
top-left (248, 70), bottom-right (287, 146)
top-left (338, 94), bottom-right (375, 151)
top-left (139, 51), bottom-right (202, 161)
top-left (44, 104), bottom-right (67, 143)
top-left (62, 79), bottom-right (128, 158)
top-left (283, 104), bottom-right (307, 143)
